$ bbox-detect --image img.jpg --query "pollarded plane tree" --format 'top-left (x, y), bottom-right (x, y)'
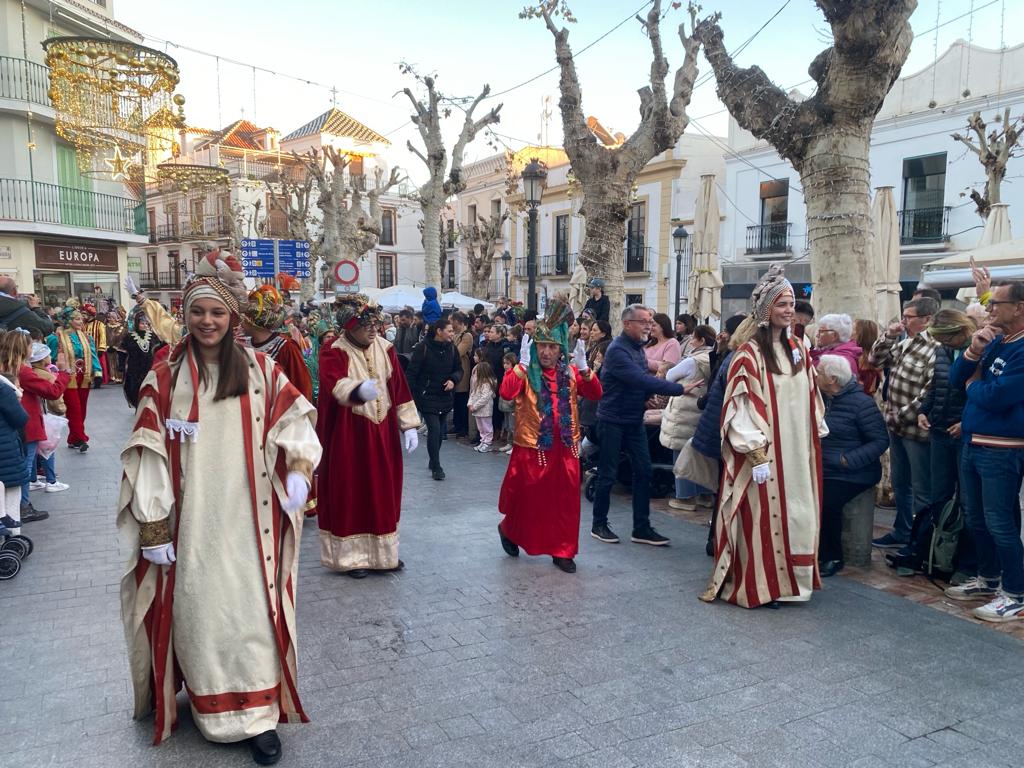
top-left (459, 208), bottom-right (511, 299)
top-left (953, 108), bottom-right (1023, 220)
top-left (401, 66), bottom-right (503, 292)
top-left (523, 0), bottom-right (702, 327)
top-left (266, 161), bottom-right (319, 300)
top-left (694, 0), bottom-right (917, 318)
top-left (301, 148), bottom-right (403, 293)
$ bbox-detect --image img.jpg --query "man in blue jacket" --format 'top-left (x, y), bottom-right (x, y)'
top-left (591, 304), bottom-right (688, 546)
top-left (946, 281), bottom-right (1024, 622)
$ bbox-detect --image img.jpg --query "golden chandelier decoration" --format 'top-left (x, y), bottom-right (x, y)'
top-left (42, 36), bottom-right (186, 179)
top-left (156, 162), bottom-right (229, 194)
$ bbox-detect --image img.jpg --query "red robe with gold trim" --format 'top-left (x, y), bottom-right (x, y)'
top-left (317, 334), bottom-right (419, 571)
top-left (498, 363), bottom-right (602, 559)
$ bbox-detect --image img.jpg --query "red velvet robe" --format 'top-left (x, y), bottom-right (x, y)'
top-left (316, 336), bottom-right (419, 571)
top-left (498, 365), bottom-right (602, 559)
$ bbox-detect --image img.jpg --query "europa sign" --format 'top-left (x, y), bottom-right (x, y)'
top-left (34, 241), bottom-right (119, 272)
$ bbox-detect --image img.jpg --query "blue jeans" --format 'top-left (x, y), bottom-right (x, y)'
top-left (889, 432), bottom-right (931, 541)
top-left (960, 443), bottom-right (1024, 597)
top-left (21, 441), bottom-right (50, 505)
top-left (592, 421), bottom-right (652, 532)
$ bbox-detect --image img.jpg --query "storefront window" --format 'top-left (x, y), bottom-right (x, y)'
top-left (72, 273), bottom-right (121, 308)
top-left (34, 272), bottom-right (71, 309)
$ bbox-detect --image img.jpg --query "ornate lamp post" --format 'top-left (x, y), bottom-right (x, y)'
top-left (320, 260), bottom-right (329, 301)
top-left (672, 225), bottom-right (688, 322)
top-left (501, 249), bottom-right (512, 300)
top-left (521, 158), bottom-right (546, 312)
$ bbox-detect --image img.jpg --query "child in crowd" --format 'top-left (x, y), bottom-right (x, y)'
top-left (22, 342), bottom-right (70, 497)
top-left (498, 352), bottom-right (518, 454)
top-left (469, 349), bottom-right (497, 453)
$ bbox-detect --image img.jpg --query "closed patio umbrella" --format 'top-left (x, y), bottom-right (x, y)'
top-left (686, 174), bottom-right (724, 321)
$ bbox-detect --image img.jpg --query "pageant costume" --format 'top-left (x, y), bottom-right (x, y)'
top-left (497, 300), bottom-right (602, 570)
top-left (702, 265), bottom-right (829, 608)
top-left (118, 259), bottom-right (320, 763)
top-left (243, 285), bottom-right (313, 403)
top-left (316, 295), bottom-right (420, 574)
top-left (55, 304), bottom-right (101, 448)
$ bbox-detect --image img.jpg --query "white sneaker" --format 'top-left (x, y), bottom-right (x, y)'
top-left (502, 444), bottom-right (514, 454)
top-left (944, 576), bottom-right (1000, 601)
top-left (972, 591), bottom-right (1024, 623)
top-left (478, 444), bottom-right (492, 453)
top-left (29, 480), bottom-right (46, 491)
top-left (45, 481), bottom-right (70, 493)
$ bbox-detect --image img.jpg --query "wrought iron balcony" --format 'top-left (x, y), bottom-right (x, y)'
top-left (898, 206), bottom-right (951, 246)
top-left (540, 252), bottom-right (577, 276)
top-left (0, 56), bottom-right (51, 107)
top-left (156, 215), bottom-right (233, 242)
top-left (139, 270), bottom-right (184, 289)
top-left (625, 242), bottom-right (651, 273)
top-left (0, 178), bottom-right (144, 235)
top-left (745, 222), bottom-right (792, 255)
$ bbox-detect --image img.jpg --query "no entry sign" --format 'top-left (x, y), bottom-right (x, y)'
top-left (333, 259), bottom-right (359, 285)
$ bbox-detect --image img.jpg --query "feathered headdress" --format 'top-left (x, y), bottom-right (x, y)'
top-left (526, 297), bottom-right (574, 395)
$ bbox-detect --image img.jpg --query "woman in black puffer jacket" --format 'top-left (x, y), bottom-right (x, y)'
top-left (407, 317), bottom-right (462, 480)
top-left (817, 354), bottom-right (890, 576)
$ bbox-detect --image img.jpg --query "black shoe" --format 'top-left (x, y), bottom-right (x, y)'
top-left (705, 539), bottom-right (715, 557)
top-left (590, 524), bottom-right (619, 543)
top-left (67, 441), bottom-right (81, 449)
top-left (347, 569), bottom-right (370, 579)
top-left (249, 730), bottom-right (282, 765)
top-left (819, 560), bottom-right (844, 578)
top-left (79, 442), bottom-right (89, 453)
top-left (0, 515), bottom-right (19, 528)
top-left (552, 557), bottom-right (576, 573)
top-left (19, 504), bottom-right (49, 523)
top-left (498, 525), bottom-right (519, 557)
top-left (432, 469), bottom-right (445, 481)
top-left (631, 528), bottom-right (670, 546)
top-left (763, 600), bottom-right (781, 610)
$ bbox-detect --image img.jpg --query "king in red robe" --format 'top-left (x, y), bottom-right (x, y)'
top-left (497, 299), bottom-right (602, 573)
top-left (317, 295), bottom-right (420, 577)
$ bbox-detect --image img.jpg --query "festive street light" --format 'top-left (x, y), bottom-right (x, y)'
top-left (501, 249), bottom-right (512, 300)
top-left (521, 158), bottom-right (546, 312)
top-left (673, 225), bottom-right (688, 321)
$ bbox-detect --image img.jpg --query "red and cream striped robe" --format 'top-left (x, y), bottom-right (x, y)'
top-left (117, 342), bottom-right (320, 745)
top-left (702, 337), bottom-right (827, 608)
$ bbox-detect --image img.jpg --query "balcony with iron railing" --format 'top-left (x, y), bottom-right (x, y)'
top-left (155, 215), bottom-right (233, 243)
top-left (539, 251), bottom-right (577, 277)
top-left (0, 177), bottom-right (145, 236)
top-left (138, 270), bottom-right (185, 290)
top-left (0, 56), bottom-right (51, 108)
top-left (745, 222), bottom-right (793, 255)
top-left (898, 206), bottom-right (951, 246)
top-left (516, 246), bottom-right (647, 278)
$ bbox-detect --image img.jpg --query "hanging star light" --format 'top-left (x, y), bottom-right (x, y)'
top-left (104, 145), bottom-right (130, 180)
top-left (42, 36), bottom-right (187, 180)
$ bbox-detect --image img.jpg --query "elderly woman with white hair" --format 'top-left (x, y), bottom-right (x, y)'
top-left (817, 354), bottom-right (889, 576)
top-left (810, 313), bottom-right (862, 375)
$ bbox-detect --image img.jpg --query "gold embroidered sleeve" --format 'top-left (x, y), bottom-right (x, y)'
top-left (746, 447), bottom-right (769, 466)
top-left (138, 518), bottom-right (172, 548)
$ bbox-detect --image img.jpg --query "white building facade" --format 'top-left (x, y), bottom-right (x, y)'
top-left (0, 0), bottom-right (148, 309)
top-left (718, 40), bottom-right (1024, 318)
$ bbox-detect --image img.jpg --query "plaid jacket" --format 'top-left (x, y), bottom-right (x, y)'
top-left (869, 330), bottom-right (939, 441)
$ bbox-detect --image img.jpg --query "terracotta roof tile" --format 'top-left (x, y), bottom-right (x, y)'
top-left (282, 108), bottom-right (390, 145)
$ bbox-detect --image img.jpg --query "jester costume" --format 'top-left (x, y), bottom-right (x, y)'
top-left (497, 300), bottom-right (602, 561)
top-left (54, 304), bottom-right (102, 447)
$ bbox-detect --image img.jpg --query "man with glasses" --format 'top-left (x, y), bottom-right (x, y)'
top-left (590, 304), bottom-right (691, 546)
top-left (869, 297), bottom-right (940, 548)
top-left (946, 281), bottom-right (1024, 621)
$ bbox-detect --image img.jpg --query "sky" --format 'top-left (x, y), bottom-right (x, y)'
top-left (115, 0), bottom-right (1020, 184)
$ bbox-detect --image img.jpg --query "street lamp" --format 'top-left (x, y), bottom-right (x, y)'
top-left (521, 158), bottom-right (546, 312)
top-left (319, 260), bottom-right (329, 301)
top-left (501, 249), bottom-right (512, 301)
top-left (672, 225), bottom-right (688, 321)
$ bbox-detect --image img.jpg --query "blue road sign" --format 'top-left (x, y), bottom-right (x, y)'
top-left (278, 239), bottom-right (312, 278)
top-left (240, 238), bottom-right (276, 278)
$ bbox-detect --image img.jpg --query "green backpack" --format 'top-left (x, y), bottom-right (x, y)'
top-left (926, 496), bottom-right (963, 578)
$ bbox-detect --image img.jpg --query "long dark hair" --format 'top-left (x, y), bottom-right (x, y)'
top-left (473, 360), bottom-right (497, 392)
top-left (188, 332), bottom-right (249, 401)
top-left (428, 317), bottom-right (452, 341)
top-left (753, 325), bottom-right (803, 375)
top-left (646, 313), bottom-right (674, 346)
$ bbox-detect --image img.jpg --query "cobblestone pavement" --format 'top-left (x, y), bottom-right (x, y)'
top-left (3, 386), bottom-right (1022, 768)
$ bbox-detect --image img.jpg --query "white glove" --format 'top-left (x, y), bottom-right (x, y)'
top-left (282, 471), bottom-right (309, 513)
top-left (572, 339), bottom-right (588, 371)
top-left (519, 334), bottom-right (532, 367)
top-left (665, 357), bottom-right (696, 383)
top-left (356, 379), bottom-right (379, 402)
top-left (403, 428), bottom-right (419, 454)
top-left (752, 463), bottom-right (771, 485)
top-left (123, 275), bottom-right (140, 296)
top-left (141, 543), bottom-right (176, 566)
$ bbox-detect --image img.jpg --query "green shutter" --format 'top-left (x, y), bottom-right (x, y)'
top-left (56, 143), bottom-right (95, 228)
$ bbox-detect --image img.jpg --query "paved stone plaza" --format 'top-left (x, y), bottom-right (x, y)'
top-left (2, 386), bottom-right (1022, 768)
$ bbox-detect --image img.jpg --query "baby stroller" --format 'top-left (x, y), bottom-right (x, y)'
top-left (582, 424), bottom-right (676, 502)
top-left (0, 519), bottom-right (32, 580)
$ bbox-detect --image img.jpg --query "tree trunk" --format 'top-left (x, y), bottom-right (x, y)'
top-left (798, 127), bottom-right (875, 319)
top-left (577, 176), bottom-right (634, 328)
top-left (420, 184), bottom-right (443, 290)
